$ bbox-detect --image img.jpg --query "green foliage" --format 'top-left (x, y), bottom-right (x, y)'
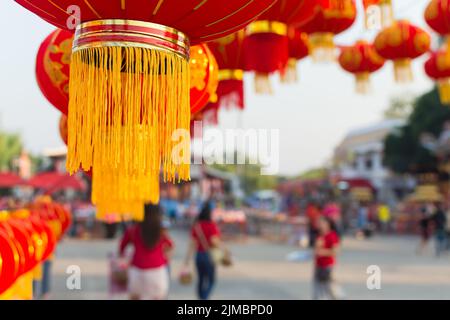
top-left (298, 167), bottom-right (328, 180)
top-left (0, 131), bottom-right (23, 171)
top-left (384, 95), bottom-right (414, 120)
top-left (384, 88), bottom-right (450, 174)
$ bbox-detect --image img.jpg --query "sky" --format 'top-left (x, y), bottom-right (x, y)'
top-left (0, 0), bottom-right (435, 176)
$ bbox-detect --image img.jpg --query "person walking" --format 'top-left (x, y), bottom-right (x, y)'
top-left (119, 204), bottom-right (174, 300)
top-left (184, 203), bottom-right (227, 300)
top-left (377, 203), bottom-right (391, 234)
top-left (306, 202), bottom-right (321, 248)
top-left (312, 216), bottom-right (343, 300)
top-left (431, 203), bottom-right (447, 257)
top-left (416, 204), bottom-right (432, 255)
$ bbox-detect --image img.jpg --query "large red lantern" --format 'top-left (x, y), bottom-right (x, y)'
top-left (299, 0), bottom-right (357, 62)
top-left (362, 0), bottom-right (394, 29)
top-left (207, 31), bottom-right (247, 111)
top-left (36, 29), bottom-right (73, 115)
top-left (339, 40), bottom-right (385, 93)
top-left (244, 0), bottom-right (312, 93)
top-left (374, 20), bottom-right (431, 82)
top-left (281, 28), bottom-right (309, 83)
top-left (425, 0), bottom-right (450, 39)
top-left (425, 48), bottom-right (450, 105)
top-left (17, 0), bottom-right (277, 212)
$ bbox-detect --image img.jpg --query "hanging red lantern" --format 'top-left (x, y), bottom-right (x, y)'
top-left (36, 29), bottom-right (73, 115)
top-left (374, 20), bottom-right (431, 82)
top-left (299, 0), bottom-right (357, 62)
top-left (244, 0), bottom-right (313, 94)
top-left (425, 0), bottom-right (450, 39)
top-left (338, 40), bottom-right (385, 94)
top-left (207, 31), bottom-right (246, 111)
top-left (0, 221), bottom-right (21, 294)
top-left (17, 0), bottom-right (277, 212)
top-left (362, 0), bottom-right (394, 29)
top-left (425, 48), bottom-right (450, 104)
top-left (281, 28), bottom-right (309, 83)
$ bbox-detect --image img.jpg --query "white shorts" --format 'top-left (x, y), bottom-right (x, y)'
top-left (128, 266), bottom-right (169, 300)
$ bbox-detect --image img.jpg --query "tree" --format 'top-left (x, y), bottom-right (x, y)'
top-left (0, 131), bottom-right (23, 171)
top-left (383, 94), bottom-right (415, 120)
top-left (384, 88), bottom-right (450, 174)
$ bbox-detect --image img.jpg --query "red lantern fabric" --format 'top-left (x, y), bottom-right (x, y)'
top-left (425, 48), bottom-right (450, 104)
top-left (190, 44), bottom-right (219, 115)
top-left (425, 0), bottom-right (450, 37)
top-left (29, 216), bottom-right (56, 262)
top-left (244, 0), bottom-right (313, 93)
top-left (339, 40), bottom-right (385, 93)
top-left (281, 28), bottom-right (309, 83)
top-left (207, 31), bottom-right (246, 110)
top-left (374, 20), bottom-right (431, 82)
top-left (297, 0), bottom-right (357, 62)
top-left (59, 114), bottom-right (68, 145)
top-left (0, 227), bottom-right (21, 294)
top-left (36, 29), bottom-right (73, 115)
top-left (16, 0), bottom-right (276, 44)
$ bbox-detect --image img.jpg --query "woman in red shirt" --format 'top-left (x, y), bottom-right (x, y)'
top-left (119, 204), bottom-right (174, 300)
top-left (313, 216), bottom-right (343, 300)
top-left (184, 203), bottom-right (225, 300)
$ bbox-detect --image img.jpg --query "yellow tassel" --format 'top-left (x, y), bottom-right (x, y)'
top-left (438, 78), bottom-right (450, 105)
top-left (308, 33), bottom-right (336, 63)
top-left (254, 73), bottom-right (273, 94)
top-left (67, 46), bottom-right (191, 206)
top-left (393, 59), bottom-right (413, 83)
top-left (355, 72), bottom-right (371, 94)
top-left (280, 59), bottom-right (298, 84)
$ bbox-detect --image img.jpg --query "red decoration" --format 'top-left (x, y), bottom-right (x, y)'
top-left (298, 0), bottom-right (357, 62)
top-left (374, 20), bottom-right (431, 82)
top-left (16, 0), bottom-right (276, 44)
top-left (0, 228), bottom-right (20, 294)
top-left (425, 48), bottom-right (450, 105)
top-left (243, 0), bottom-right (313, 93)
top-left (36, 29), bottom-right (73, 115)
top-left (338, 40), bottom-right (385, 93)
top-left (207, 30), bottom-right (246, 110)
top-left (281, 28), bottom-right (309, 83)
top-left (425, 0), bottom-right (450, 38)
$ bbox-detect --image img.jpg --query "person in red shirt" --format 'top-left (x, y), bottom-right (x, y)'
top-left (184, 203), bottom-right (226, 300)
top-left (306, 202), bottom-right (322, 247)
top-left (313, 216), bottom-right (343, 300)
top-left (119, 204), bottom-right (174, 300)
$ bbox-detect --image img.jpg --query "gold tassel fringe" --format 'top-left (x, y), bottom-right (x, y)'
top-left (393, 59), bottom-right (413, 83)
top-left (438, 78), bottom-right (450, 105)
top-left (280, 59), bottom-right (298, 84)
top-left (67, 46), bottom-right (191, 210)
top-left (308, 33), bottom-right (336, 63)
top-left (254, 73), bottom-right (273, 94)
top-left (355, 72), bottom-right (371, 94)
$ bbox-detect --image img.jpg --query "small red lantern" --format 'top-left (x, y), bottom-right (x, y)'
top-left (363, 0), bottom-right (394, 29)
top-left (374, 20), bottom-right (431, 82)
top-left (339, 40), bottom-right (385, 93)
top-left (244, 0), bottom-right (312, 93)
top-left (425, 0), bottom-right (450, 39)
top-left (299, 0), bottom-right (357, 62)
top-left (207, 31), bottom-right (246, 110)
top-left (36, 29), bottom-right (73, 115)
top-left (281, 28), bottom-right (309, 83)
top-left (425, 48), bottom-right (450, 104)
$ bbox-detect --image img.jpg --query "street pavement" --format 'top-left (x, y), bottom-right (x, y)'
top-left (49, 229), bottom-right (450, 300)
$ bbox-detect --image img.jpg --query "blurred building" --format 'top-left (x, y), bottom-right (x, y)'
top-left (332, 119), bottom-right (410, 202)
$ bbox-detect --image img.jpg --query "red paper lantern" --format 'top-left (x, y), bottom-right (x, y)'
top-left (59, 114), bottom-right (68, 145)
top-left (0, 226), bottom-right (21, 294)
top-left (29, 216), bottom-right (56, 262)
top-left (36, 29), bottom-right (73, 115)
top-left (425, 0), bottom-right (450, 38)
top-left (244, 0), bottom-right (312, 93)
top-left (281, 28), bottom-right (309, 83)
top-left (17, 0), bottom-right (277, 213)
top-left (207, 30), bottom-right (246, 110)
top-left (425, 48), bottom-right (450, 104)
top-left (362, 0), bottom-right (394, 29)
top-left (299, 0), bottom-right (357, 62)
top-left (374, 20), bottom-right (431, 82)
top-left (339, 40), bottom-right (385, 93)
